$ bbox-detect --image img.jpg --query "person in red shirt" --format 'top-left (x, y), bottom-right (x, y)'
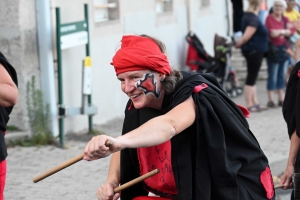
top-left (265, 0), bottom-right (294, 108)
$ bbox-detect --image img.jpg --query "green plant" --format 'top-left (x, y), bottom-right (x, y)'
top-left (6, 125), bottom-right (19, 131)
top-left (88, 129), bottom-right (105, 135)
top-left (25, 76), bottom-right (54, 146)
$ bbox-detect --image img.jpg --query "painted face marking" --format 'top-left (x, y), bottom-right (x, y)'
top-left (136, 73), bottom-right (161, 98)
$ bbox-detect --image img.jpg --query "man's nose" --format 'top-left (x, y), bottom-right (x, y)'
top-left (124, 81), bottom-right (135, 93)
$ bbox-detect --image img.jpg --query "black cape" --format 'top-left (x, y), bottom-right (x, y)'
top-left (282, 62), bottom-right (300, 173)
top-left (120, 71), bottom-right (273, 200)
top-left (0, 52), bottom-right (18, 161)
top-left (282, 62), bottom-right (300, 139)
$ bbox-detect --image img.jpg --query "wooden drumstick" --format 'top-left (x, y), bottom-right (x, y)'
top-left (274, 185), bottom-right (284, 189)
top-left (114, 169), bottom-right (160, 193)
top-left (33, 140), bottom-right (112, 183)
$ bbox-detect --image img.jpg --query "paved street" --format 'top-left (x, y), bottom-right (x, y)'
top-left (4, 80), bottom-right (293, 200)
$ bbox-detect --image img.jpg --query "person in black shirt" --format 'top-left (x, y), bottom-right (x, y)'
top-left (281, 61), bottom-right (300, 199)
top-left (0, 52), bottom-right (18, 200)
top-left (235, 0), bottom-right (268, 112)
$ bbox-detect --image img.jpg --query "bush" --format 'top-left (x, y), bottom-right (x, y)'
top-left (23, 76), bottom-right (55, 146)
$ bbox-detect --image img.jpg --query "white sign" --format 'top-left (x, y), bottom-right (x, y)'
top-left (61, 31), bottom-right (88, 50)
top-left (83, 67), bottom-right (92, 95)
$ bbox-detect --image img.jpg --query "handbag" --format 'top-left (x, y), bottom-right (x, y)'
top-left (267, 42), bottom-right (289, 63)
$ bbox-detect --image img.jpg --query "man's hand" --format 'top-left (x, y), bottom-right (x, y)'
top-left (280, 165), bottom-right (294, 190)
top-left (96, 182), bottom-right (120, 200)
top-left (83, 135), bottom-right (121, 161)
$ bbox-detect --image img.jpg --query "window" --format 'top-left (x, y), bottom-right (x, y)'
top-left (94, 0), bottom-right (119, 23)
top-left (201, 0), bottom-right (210, 7)
top-left (156, 0), bottom-right (173, 13)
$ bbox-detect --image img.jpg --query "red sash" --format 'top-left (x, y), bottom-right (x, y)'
top-left (137, 141), bottom-right (177, 196)
top-left (133, 197), bottom-right (170, 200)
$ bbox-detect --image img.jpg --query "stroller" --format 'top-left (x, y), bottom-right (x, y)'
top-left (185, 31), bottom-right (242, 98)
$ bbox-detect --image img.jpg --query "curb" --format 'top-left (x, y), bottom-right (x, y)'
top-left (5, 131), bottom-right (29, 145)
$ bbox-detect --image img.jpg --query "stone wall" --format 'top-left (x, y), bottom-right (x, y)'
top-left (0, 0), bottom-right (40, 130)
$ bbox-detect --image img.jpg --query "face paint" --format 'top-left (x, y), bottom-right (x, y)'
top-left (136, 73), bottom-right (161, 98)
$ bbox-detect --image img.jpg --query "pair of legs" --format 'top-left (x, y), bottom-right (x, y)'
top-left (267, 58), bottom-right (288, 107)
top-left (242, 51), bottom-right (265, 111)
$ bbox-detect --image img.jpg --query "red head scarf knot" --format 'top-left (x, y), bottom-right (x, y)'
top-left (110, 35), bottom-right (171, 75)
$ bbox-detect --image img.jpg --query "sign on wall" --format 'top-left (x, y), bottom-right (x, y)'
top-left (59, 21), bottom-right (88, 49)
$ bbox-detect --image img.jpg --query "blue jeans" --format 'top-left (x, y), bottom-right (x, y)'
top-left (267, 58), bottom-right (288, 90)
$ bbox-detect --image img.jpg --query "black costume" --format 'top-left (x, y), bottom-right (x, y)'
top-left (0, 52), bottom-right (18, 161)
top-left (120, 71), bottom-right (274, 200)
top-left (283, 62), bottom-right (300, 169)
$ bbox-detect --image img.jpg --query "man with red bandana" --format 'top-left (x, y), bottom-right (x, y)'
top-left (83, 35), bottom-right (275, 200)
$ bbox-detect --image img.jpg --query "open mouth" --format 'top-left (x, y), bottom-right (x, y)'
top-left (130, 93), bottom-right (142, 101)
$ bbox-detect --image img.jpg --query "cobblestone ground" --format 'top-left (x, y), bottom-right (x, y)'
top-left (5, 80), bottom-right (293, 200)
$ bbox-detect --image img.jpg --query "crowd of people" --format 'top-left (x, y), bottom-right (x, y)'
top-left (235, 0), bottom-right (300, 112)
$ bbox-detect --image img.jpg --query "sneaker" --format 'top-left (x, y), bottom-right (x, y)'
top-left (267, 101), bottom-right (276, 108)
top-left (278, 101), bottom-right (284, 107)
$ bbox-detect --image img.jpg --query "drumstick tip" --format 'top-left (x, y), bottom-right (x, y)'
top-left (105, 140), bottom-right (112, 146)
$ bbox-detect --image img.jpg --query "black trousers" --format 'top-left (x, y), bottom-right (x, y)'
top-left (242, 51), bottom-right (265, 86)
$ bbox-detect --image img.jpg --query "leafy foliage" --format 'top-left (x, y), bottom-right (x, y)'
top-left (23, 76), bottom-right (55, 146)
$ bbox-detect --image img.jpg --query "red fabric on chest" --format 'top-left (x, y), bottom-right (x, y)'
top-left (133, 197), bottom-right (170, 200)
top-left (137, 141), bottom-right (177, 196)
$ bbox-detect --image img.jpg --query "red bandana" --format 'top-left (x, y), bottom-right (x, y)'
top-left (110, 35), bottom-right (171, 75)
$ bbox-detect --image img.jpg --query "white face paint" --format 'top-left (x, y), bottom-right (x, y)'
top-left (118, 70), bottom-right (165, 110)
top-left (136, 72), bottom-right (161, 99)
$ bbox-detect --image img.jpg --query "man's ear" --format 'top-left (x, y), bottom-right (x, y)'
top-left (160, 74), bottom-right (166, 81)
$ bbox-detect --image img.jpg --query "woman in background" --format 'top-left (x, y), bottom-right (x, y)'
top-left (265, 0), bottom-right (294, 107)
top-left (235, 0), bottom-right (268, 112)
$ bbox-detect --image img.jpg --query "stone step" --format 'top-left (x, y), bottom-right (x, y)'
top-left (231, 48), bottom-right (242, 57)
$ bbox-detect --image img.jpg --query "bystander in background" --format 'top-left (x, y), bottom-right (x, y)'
top-left (280, 61), bottom-right (300, 200)
top-left (235, 0), bottom-right (268, 112)
top-left (265, 0), bottom-right (294, 108)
